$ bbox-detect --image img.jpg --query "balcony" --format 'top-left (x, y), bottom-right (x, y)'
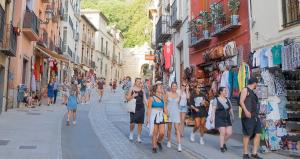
top-left (23, 10), bottom-right (40, 41)
top-left (37, 31), bottom-right (48, 47)
top-left (82, 33), bottom-right (87, 42)
top-left (189, 17), bottom-right (212, 47)
top-left (74, 32), bottom-right (79, 42)
top-left (55, 38), bottom-right (63, 54)
top-left (91, 61), bottom-right (96, 68)
top-left (0, 5), bottom-right (4, 42)
top-left (210, 0), bottom-right (241, 37)
top-left (42, 0), bottom-right (51, 3)
top-left (0, 24), bottom-right (18, 56)
top-left (87, 37), bottom-right (91, 46)
top-left (112, 54), bottom-right (117, 64)
top-left (91, 38), bottom-right (95, 49)
top-left (156, 15), bottom-right (171, 45)
top-left (49, 40), bottom-right (55, 51)
top-left (171, 0), bottom-right (182, 28)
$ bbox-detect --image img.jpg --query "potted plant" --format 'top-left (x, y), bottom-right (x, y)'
top-left (189, 18), bottom-right (199, 43)
top-left (197, 11), bottom-right (211, 39)
top-left (228, 0), bottom-right (240, 25)
top-left (210, 3), bottom-right (225, 33)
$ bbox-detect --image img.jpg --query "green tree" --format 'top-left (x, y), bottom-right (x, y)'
top-left (81, 0), bottom-right (151, 48)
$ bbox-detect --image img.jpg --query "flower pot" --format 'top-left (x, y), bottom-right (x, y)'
top-left (203, 30), bottom-right (209, 39)
top-left (231, 15), bottom-right (239, 25)
top-left (215, 24), bottom-right (222, 32)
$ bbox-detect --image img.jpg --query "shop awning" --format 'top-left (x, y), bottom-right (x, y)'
top-left (35, 45), bottom-right (69, 64)
top-left (81, 64), bottom-right (90, 72)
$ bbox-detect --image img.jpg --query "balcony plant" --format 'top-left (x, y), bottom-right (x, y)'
top-left (197, 11), bottom-right (211, 39)
top-left (210, 2), bottom-right (225, 33)
top-left (189, 18), bottom-right (200, 43)
top-left (228, 0), bottom-right (240, 25)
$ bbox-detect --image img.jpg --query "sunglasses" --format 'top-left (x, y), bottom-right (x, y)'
top-left (182, 85), bottom-right (186, 87)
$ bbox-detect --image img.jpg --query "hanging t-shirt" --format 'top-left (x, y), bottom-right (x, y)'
top-left (260, 48), bottom-right (269, 68)
top-left (271, 45), bottom-right (282, 65)
top-left (163, 42), bottom-right (173, 70)
top-left (252, 51), bottom-right (261, 68)
top-left (220, 70), bottom-right (230, 97)
top-left (266, 96), bottom-right (281, 121)
top-left (266, 48), bottom-right (274, 68)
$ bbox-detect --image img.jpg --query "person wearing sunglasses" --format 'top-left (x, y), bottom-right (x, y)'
top-left (179, 82), bottom-right (190, 137)
top-left (190, 85), bottom-right (208, 145)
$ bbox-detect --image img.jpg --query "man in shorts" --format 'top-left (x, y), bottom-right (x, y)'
top-left (97, 78), bottom-right (105, 102)
top-left (239, 77), bottom-right (262, 159)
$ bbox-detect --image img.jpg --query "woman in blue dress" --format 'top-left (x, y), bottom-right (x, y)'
top-left (47, 79), bottom-right (55, 106)
top-left (66, 80), bottom-right (78, 126)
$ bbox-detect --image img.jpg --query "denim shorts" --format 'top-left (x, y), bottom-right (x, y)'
top-left (179, 105), bottom-right (188, 113)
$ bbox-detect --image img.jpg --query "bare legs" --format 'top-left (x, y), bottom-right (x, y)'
top-left (129, 123), bottom-right (143, 140)
top-left (180, 112), bottom-right (186, 136)
top-left (48, 97), bottom-right (53, 105)
top-left (218, 126), bottom-right (232, 148)
top-left (243, 134), bottom-right (260, 155)
top-left (167, 123), bottom-right (181, 144)
top-left (67, 110), bottom-right (77, 125)
top-left (193, 117), bottom-right (205, 137)
top-left (152, 124), bottom-right (165, 149)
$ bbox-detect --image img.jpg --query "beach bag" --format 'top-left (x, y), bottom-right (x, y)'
top-left (127, 98), bottom-right (136, 113)
top-left (205, 100), bottom-right (215, 130)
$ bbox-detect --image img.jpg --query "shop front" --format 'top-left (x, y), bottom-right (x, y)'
top-left (249, 41), bottom-right (300, 155)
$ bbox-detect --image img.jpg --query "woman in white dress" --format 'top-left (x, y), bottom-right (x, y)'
top-left (166, 82), bottom-right (182, 152)
top-left (179, 82), bottom-right (190, 137)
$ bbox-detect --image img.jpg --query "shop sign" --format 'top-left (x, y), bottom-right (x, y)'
top-left (145, 54), bottom-right (155, 60)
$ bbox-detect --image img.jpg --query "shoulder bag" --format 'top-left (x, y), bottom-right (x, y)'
top-left (127, 91), bottom-right (136, 113)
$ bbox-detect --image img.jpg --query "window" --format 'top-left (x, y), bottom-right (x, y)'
top-left (282, 0), bottom-right (300, 27)
top-left (101, 37), bottom-right (104, 52)
top-left (105, 41), bottom-right (108, 55)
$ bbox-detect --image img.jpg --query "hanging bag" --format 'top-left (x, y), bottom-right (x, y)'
top-left (127, 91), bottom-right (136, 113)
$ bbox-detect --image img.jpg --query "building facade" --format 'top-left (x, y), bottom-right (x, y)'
top-left (123, 43), bottom-right (153, 80)
top-left (79, 14), bottom-right (97, 76)
top-left (81, 10), bottom-right (124, 82)
top-left (0, 0), bottom-right (18, 112)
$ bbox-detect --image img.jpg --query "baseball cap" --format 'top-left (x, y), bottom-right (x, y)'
top-left (155, 81), bottom-right (163, 85)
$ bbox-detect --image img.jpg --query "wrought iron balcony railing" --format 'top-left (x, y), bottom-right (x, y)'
top-left (23, 10), bottom-right (40, 41)
top-left (0, 24), bottom-right (18, 56)
top-left (171, 0), bottom-right (182, 28)
top-left (156, 15), bottom-right (172, 45)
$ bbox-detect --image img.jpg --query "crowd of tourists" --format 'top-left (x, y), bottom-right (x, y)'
top-left (123, 76), bottom-right (263, 159)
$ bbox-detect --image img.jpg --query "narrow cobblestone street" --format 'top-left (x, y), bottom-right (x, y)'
top-left (0, 88), bottom-right (296, 159)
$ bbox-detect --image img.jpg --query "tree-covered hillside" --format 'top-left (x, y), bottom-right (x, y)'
top-left (81, 0), bottom-right (151, 48)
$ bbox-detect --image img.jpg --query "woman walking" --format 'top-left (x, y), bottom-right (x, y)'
top-left (166, 82), bottom-right (182, 152)
top-left (86, 79), bottom-right (92, 104)
top-left (97, 78), bottom-right (105, 102)
top-left (61, 80), bottom-right (69, 105)
top-left (210, 87), bottom-right (234, 152)
top-left (47, 79), bottom-right (55, 106)
top-left (66, 80), bottom-right (78, 126)
top-left (146, 81), bottom-right (168, 153)
top-left (179, 82), bottom-right (190, 137)
top-left (126, 78), bottom-right (147, 143)
top-left (190, 86), bottom-right (208, 145)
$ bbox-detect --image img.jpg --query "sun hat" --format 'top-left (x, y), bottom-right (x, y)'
top-left (155, 81), bottom-right (163, 85)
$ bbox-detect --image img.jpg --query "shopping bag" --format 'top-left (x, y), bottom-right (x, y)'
top-left (126, 98), bottom-right (136, 113)
top-left (205, 100), bottom-right (215, 130)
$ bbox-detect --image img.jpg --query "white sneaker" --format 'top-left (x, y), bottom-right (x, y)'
top-left (137, 136), bottom-right (142, 143)
top-left (178, 144), bottom-right (182, 152)
top-left (73, 121), bottom-right (76, 125)
top-left (190, 132), bottom-right (195, 142)
top-left (167, 141), bottom-right (171, 148)
top-left (129, 132), bottom-right (133, 141)
top-left (200, 137), bottom-right (205, 145)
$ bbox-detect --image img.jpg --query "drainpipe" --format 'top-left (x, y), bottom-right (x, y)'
top-left (5, 57), bottom-right (11, 112)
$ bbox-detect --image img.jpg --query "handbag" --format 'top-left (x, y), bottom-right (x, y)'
top-left (126, 98), bottom-right (136, 113)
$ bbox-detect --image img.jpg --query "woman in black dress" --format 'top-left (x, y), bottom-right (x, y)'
top-left (210, 87), bottom-right (234, 152)
top-left (126, 78), bottom-right (148, 143)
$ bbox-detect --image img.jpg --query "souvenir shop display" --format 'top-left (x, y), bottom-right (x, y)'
top-left (251, 42), bottom-right (300, 155)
